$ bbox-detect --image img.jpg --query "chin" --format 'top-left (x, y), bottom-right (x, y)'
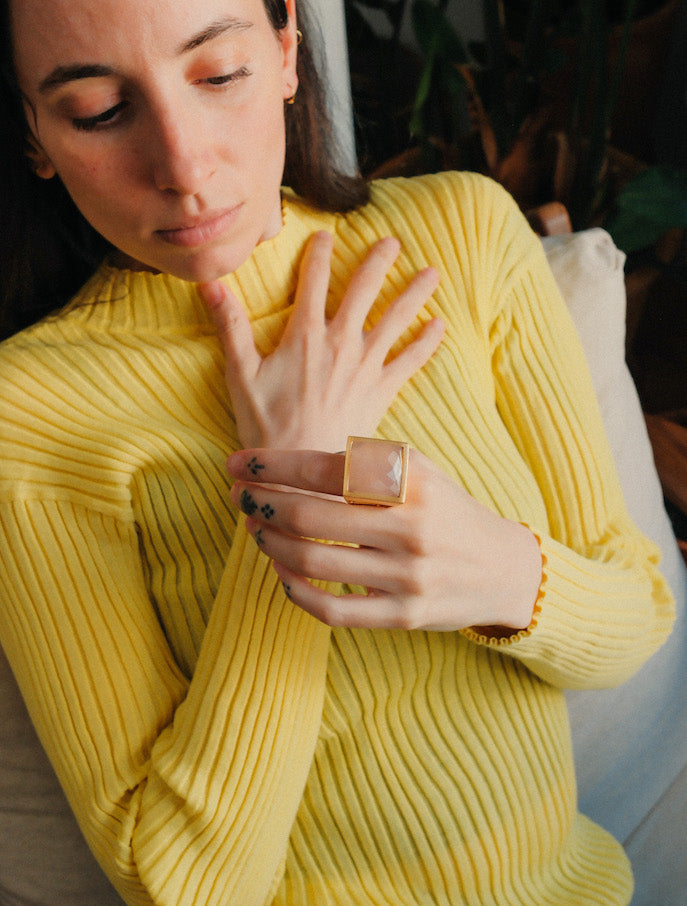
top-left (168, 259), bottom-right (235, 284)
top-left (133, 242), bottom-right (255, 284)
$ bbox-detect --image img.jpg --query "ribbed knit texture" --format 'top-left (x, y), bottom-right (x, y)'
top-left (0, 172), bottom-right (674, 905)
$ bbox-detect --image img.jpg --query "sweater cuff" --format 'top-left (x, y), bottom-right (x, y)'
top-left (460, 525), bottom-right (546, 647)
top-left (462, 525), bottom-right (675, 689)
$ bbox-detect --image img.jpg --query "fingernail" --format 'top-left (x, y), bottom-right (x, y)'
top-left (226, 452), bottom-right (242, 475)
top-left (198, 281), bottom-right (224, 308)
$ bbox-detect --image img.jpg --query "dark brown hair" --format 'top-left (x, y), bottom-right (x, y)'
top-left (0, 0), bottom-right (369, 339)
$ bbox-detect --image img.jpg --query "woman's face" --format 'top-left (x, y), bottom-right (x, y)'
top-left (11, 0), bottom-right (299, 281)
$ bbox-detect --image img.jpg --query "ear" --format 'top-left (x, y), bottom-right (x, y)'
top-left (25, 134), bottom-right (56, 180)
top-left (280, 0), bottom-right (299, 101)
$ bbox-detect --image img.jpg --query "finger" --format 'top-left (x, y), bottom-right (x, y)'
top-left (367, 266), bottom-right (440, 358)
top-left (272, 561), bottom-right (409, 630)
top-left (245, 518), bottom-right (402, 595)
top-left (331, 237), bottom-right (401, 332)
top-left (230, 478), bottom-right (393, 550)
top-left (199, 280), bottom-right (261, 382)
top-left (284, 231), bottom-right (334, 334)
top-left (380, 317), bottom-right (446, 389)
top-left (227, 448), bottom-right (346, 496)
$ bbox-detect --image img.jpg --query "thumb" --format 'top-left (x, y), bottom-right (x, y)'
top-left (198, 280), bottom-right (260, 381)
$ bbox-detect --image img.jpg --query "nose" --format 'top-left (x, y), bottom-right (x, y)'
top-left (147, 100), bottom-right (215, 195)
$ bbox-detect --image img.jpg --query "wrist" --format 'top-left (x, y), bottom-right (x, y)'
top-left (472, 521), bottom-right (543, 634)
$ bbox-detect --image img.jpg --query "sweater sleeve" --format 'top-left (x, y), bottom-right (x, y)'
top-left (460, 180), bottom-right (675, 689)
top-left (0, 498), bottom-right (331, 905)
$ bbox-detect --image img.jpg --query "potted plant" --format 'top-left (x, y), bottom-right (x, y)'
top-left (344, 0), bottom-right (681, 231)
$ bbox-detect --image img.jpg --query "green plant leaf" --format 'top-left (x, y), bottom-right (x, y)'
top-left (604, 167), bottom-right (687, 254)
top-left (442, 61), bottom-right (467, 96)
top-left (410, 58), bottom-right (436, 136)
top-left (409, 0), bottom-right (470, 139)
top-left (411, 0), bottom-right (469, 62)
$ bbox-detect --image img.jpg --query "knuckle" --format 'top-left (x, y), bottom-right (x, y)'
top-left (295, 458), bottom-right (316, 489)
top-left (317, 600), bottom-right (346, 628)
top-left (295, 457), bottom-right (321, 488)
top-left (397, 510), bottom-right (432, 558)
top-left (288, 499), bottom-right (317, 538)
top-left (394, 599), bottom-right (426, 631)
top-left (398, 555), bottom-right (430, 597)
top-left (394, 610), bottom-right (419, 632)
top-left (295, 454), bottom-right (342, 495)
top-left (292, 544), bottom-right (322, 578)
top-left (223, 309), bottom-right (242, 332)
top-left (400, 526), bottom-right (428, 558)
top-left (324, 319), bottom-right (350, 349)
top-left (407, 448), bottom-right (429, 483)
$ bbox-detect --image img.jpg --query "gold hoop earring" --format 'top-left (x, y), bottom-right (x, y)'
top-left (286, 92), bottom-right (297, 105)
top-left (296, 29), bottom-right (303, 45)
top-left (27, 152), bottom-right (56, 180)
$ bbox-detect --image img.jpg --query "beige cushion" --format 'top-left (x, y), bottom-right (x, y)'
top-left (543, 229), bottom-right (682, 574)
top-left (0, 645), bottom-right (123, 904)
top-left (542, 229), bottom-right (687, 846)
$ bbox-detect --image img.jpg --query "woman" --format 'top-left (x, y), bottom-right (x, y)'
top-left (0, 0), bottom-right (674, 903)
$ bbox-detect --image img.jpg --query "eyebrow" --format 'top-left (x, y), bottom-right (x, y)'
top-left (179, 16), bottom-right (253, 53)
top-left (38, 16), bottom-right (253, 94)
top-left (39, 64), bottom-right (114, 94)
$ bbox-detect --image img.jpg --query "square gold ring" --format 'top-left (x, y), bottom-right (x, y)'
top-left (342, 436), bottom-right (409, 506)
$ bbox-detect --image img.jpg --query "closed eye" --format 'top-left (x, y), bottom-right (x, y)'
top-left (72, 100), bottom-right (129, 131)
top-left (201, 65), bottom-right (251, 87)
top-left (69, 64), bottom-right (250, 131)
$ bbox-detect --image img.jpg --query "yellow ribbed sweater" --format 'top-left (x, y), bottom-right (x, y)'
top-left (0, 172), bottom-right (674, 905)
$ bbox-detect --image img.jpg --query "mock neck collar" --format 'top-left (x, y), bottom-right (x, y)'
top-left (63, 190), bottom-right (336, 335)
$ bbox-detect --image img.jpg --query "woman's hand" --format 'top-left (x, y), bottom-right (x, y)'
top-left (199, 232), bottom-right (444, 452)
top-left (226, 447), bottom-right (543, 633)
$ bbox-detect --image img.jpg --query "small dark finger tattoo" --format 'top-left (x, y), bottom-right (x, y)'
top-left (247, 456), bottom-right (266, 476)
top-left (282, 581), bottom-right (292, 599)
top-left (261, 503), bottom-right (275, 520)
top-left (254, 528), bottom-right (265, 548)
top-left (240, 489), bottom-right (258, 516)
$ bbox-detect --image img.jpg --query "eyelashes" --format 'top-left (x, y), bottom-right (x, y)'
top-left (202, 65), bottom-right (251, 87)
top-left (72, 100), bottom-right (129, 132)
top-left (70, 66), bottom-right (252, 133)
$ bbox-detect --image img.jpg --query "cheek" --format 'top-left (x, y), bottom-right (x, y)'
top-left (54, 146), bottom-right (137, 207)
top-left (56, 164), bottom-right (140, 246)
top-left (234, 99), bottom-right (287, 176)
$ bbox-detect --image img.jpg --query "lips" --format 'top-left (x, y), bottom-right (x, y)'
top-left (155, 206), bottom-right (241, 247)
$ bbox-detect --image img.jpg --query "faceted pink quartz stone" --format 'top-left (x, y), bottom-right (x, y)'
top-left (343, 437), bottom-right (408, 505)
